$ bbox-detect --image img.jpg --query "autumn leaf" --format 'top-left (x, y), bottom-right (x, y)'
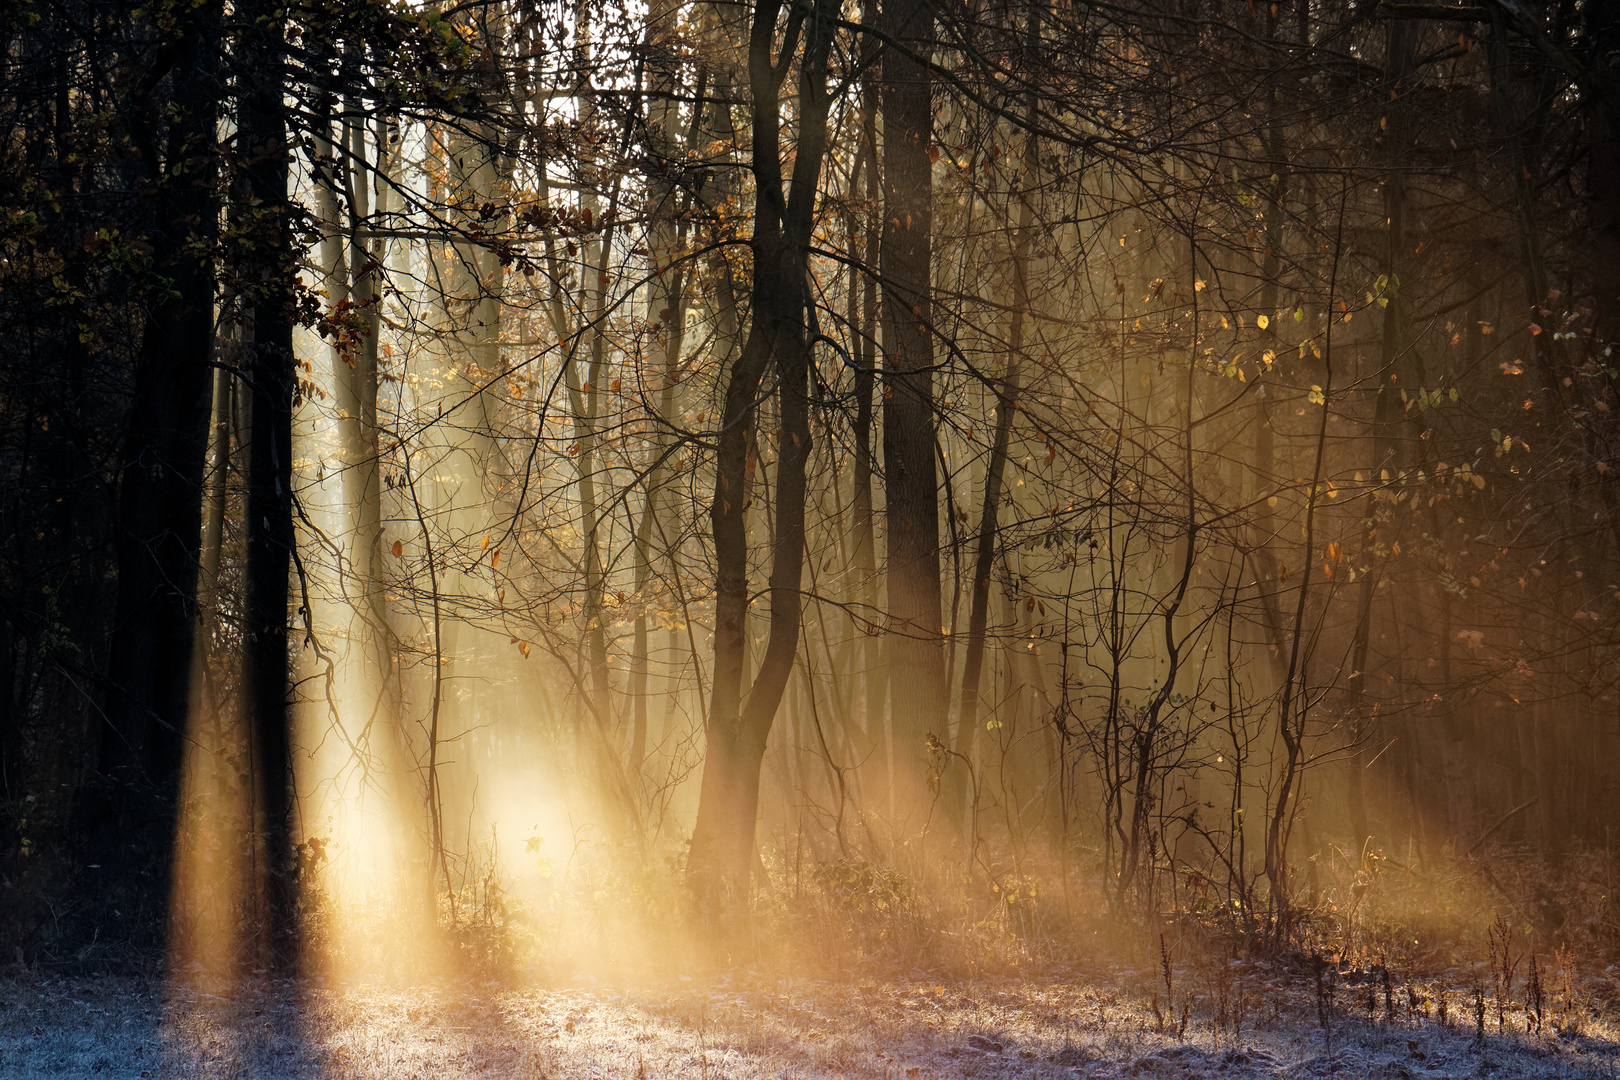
top-left (1256, 314), bottom-right (1269, 330)
top-left (491, 547), bottom-right (501, 568)
top-left (481, 535), bottom-right (491, 551)
top-left (391, 539), bottom-right (403, 558)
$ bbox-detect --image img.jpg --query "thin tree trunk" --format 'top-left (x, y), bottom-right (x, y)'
top-left (850, 42), bottom-right (886, 813)
top-left (630, 35), bottom-right (701, 781)
top-left (950, 187), bottom-right (1030, 830)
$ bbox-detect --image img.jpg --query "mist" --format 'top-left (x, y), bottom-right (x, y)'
top-left (0, 0), bottom-right (1617, 1073)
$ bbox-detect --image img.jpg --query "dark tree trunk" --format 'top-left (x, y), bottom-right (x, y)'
top-left (686, 0), bottom-right (835, 914)
top-left (878, 0), bottom-right (945, 827)
top-left (238, 5), bottom-right (299, 971)
top-left (101, 4), bottom-right (220, 787)
top-left (1589, 2), bottom-right (1620, 346)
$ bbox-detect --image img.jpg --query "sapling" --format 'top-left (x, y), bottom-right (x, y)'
top-left (1526, 954), bottom-right (1543, 1034)
top-left (1313, 955), bottom-right (1334, 1054)
top-left (1488, 914), bottom-right (1520, 1032)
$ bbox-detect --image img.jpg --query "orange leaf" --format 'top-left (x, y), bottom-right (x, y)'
top-left (491, 547), bottom-right (501, 568)
top-left (391, 540), bottom-right (403, 558)
top-left (481, 535), bottom-right (491, 551)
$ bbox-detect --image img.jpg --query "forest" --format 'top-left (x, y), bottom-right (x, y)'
top-left (0, 0), bottom-right (1618, 1073)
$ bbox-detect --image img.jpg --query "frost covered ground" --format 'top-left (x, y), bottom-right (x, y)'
top-left (2, 961), bottom-right (1617, 1079)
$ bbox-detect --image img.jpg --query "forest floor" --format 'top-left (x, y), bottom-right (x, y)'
top-left (3, 958), bottom-right (1618, 1080)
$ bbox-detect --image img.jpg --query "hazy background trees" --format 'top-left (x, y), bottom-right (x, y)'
top-left (0, 0), bottom-right (1615, 972)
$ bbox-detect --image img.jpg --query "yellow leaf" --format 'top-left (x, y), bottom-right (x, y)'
top-left (1257, 314), bottom-right (1269, 330)
top-left (491, 547), bottom-right (501, 568)
top-left (481, 535), bottom-right (491, 551)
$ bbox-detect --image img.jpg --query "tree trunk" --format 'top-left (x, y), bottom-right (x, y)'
top-left (1587, 4), bottom-right (1620, 346)
top-left (686, 0), bottom-right (836, 911)
top-left (102, 8), bottom-right (220, 785)
top-left (879, 0), bottom-right (945, 829)
top-left (850, 42), bottom-right (887, 814)
top-left (238, 4), bottom-right (299, 969)
top-left (950, 212), bottom-right (1028, 830)
top-left (630, 23), bottom-right (699, 781)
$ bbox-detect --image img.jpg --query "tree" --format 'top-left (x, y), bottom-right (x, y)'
top-left (686, 0), bottom-right (842, 908)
